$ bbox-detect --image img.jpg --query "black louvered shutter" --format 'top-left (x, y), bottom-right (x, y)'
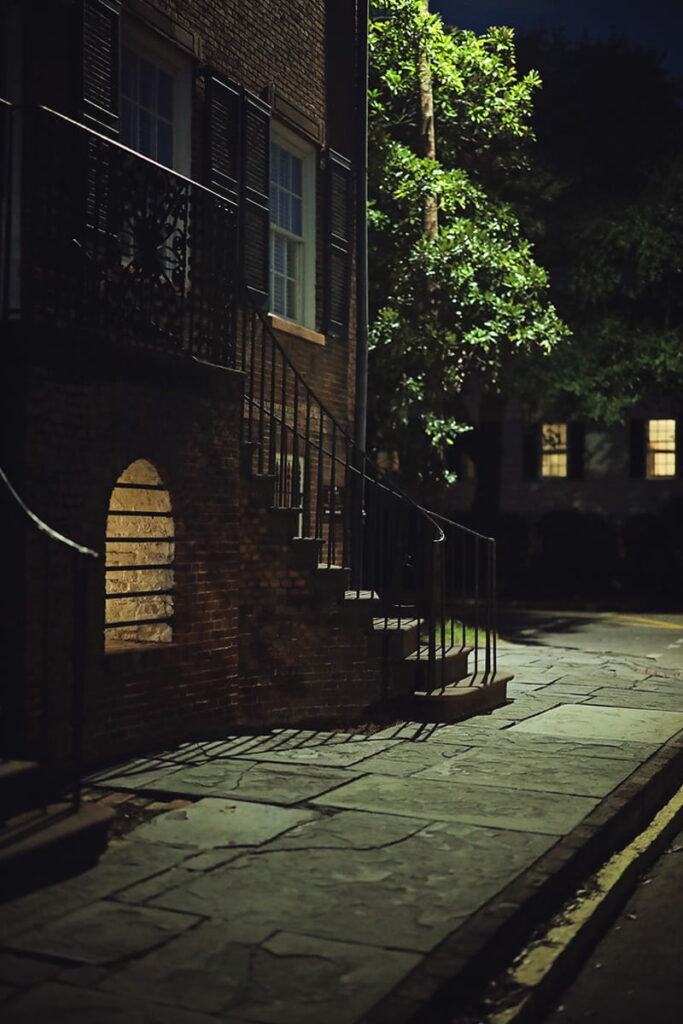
top-left (241, 92), bottom-right (270, 307)
top-left (629, 419), bottom-right (646, 478)
top-left (568, 422), bottom-right (585, 479)
top-left (325, 150), bottom-right (353, 338)
top-left (205, 73), bottom-right (241, 207)
top-left (522, 424), bottom-right (540, 480)
top-left (676, 418), bottom-right (683, 477)
top-left (80, 0), bottom-right (121, 138)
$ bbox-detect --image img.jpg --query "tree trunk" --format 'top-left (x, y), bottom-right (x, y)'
top-left (418, 0), bottom-right (438, 240)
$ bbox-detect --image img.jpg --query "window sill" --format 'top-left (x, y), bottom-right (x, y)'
top-left (268, 314), bottom-right (326, 347)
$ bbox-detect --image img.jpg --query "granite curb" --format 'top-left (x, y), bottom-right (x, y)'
top-left (360, 729), bottom-right (683, 1024)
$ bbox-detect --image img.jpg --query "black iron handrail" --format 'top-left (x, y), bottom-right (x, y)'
top-left (1, 102), bottom-right (237, 365)
top-left (0, 98), bottom-right (499, 695)
top-left (239, 292), bottom-right (499, 690)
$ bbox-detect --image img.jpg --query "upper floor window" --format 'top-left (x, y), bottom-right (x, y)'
top-left (541, 423), bottom-right (568, 477)
top-left (120, 24), bottom-right (191, 175)
top-left (647, 419), bottom-right (676, 477)
top-left (270, 125), bottom-right (316, 329)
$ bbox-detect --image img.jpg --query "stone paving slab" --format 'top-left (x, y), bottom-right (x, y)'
top-left (346, 739), bottom-right (472, 777)
top-left (414, 746), bottom-right (636, 796)
top-left (0, 840), bottom-right (190, 938)
top-left (129, 797), bottom-right (320, 849)
top-left (0, 982), bottom-right (233, 1023)
top-left (6, 901), bottom-right (200, 964)
top-left (231, 737), bottom-right (399, 768)
top-left (95, 760), bottom-right (357, 806)
top-left (311, 773), bottom-right (597, 835)
top-left (99, 921), bottom-right (420, 1024)
top-left (150, 816), bottom-right (556, 953)
top-left (511, 703), bottom-right (683, 743)
top-left (585, 688), bottom-right (683, 711)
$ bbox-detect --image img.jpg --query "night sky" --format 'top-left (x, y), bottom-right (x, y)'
top-left (430, 0), bottom-right (683, 79)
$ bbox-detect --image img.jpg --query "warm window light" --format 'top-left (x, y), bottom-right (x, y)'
top-left (541, 423), bottom-right (568, 477)
top-left (647, 419), bottom-right (676, 477)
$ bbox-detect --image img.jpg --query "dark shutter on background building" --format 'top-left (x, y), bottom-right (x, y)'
top-left (80, 0), bottom-right (121, 137)
top-left (677, 418), bottom-right (683, 477)
top-left (241, 91), bottom-right (270, 306)
top-left (568, 422), bottom-right (585, 479)
top-left (522, 424), bottom-right (539, 480)
top-left (629, 419), bottom-right (646, 478)
top-left (325, 149), bottom-right (352, 338)
top-left (204, 73), bottom-right (241, 207)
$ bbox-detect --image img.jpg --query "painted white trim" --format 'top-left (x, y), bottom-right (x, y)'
top-left (270, 121), bottom-right (316, 330)
top-left (121, 19), bottom-right (192, 176)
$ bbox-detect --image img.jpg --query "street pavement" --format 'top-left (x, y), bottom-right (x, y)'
top-left (0, 642), bottom-right (682, 1023)
top-left (499, 609), bottom-right (683, 668)
top-left (544, 825), bottom-right (683, 1024)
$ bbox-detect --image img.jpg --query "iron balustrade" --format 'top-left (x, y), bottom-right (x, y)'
top-left (0, 99), bottom-right (500, 695)
top-left (0, 103), bottom-right (237, 365)
top-left (238, 294), bottom-right (499, 692)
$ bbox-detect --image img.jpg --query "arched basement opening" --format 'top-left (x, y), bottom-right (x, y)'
top-left (105, 459), bottom-right (174, 649)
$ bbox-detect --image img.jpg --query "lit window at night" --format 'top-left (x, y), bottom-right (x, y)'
top-left (541, 423), bottom-right (568, 477)
top-left (647, 419), bottom-right (676, 477)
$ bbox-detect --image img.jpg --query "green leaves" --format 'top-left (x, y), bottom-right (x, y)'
top-left (367, 2), bottom-right (566, 483)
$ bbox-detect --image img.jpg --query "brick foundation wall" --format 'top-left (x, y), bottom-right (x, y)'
top-left (8, 331), bottom-right (244, 769)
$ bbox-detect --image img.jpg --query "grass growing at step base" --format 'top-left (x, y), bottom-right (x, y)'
top-left (421, 619), bottom-right (496, 651)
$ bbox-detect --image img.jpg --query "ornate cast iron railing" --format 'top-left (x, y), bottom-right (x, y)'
top-left (1, 103), bottom-right (236, 364)
top-left (0, 100), bottom-right (499, 695)
top-left (238, 295), bottom-right (499, 692)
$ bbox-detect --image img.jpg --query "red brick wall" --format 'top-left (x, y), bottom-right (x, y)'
top-left (11, 335), bottom-right (244, 769)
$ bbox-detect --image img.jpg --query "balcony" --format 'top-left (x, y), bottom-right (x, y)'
top-left (0, 102), bottom-right (237, 366)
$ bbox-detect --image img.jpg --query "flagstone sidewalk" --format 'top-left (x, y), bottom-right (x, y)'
top-left (1, 643), bottom-right (682, 1024)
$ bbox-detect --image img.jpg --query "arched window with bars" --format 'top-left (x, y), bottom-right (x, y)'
top-left (105, 459), bottom-right (174, 648)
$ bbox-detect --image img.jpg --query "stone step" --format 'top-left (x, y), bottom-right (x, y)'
top-left (372, 617), bottom-right (420, 660)
top-left (288, 537), bottom-right (323, 570)
top-left (411, 671), bottom-right (513, 723)
top-left (0, 801), bottom-right (114, 902)
top-left (399, 645), bottom-right (473, 690)
top-left (313, 564), bottom-right (351, 597)
top-left (0, 760), bottom-right (42, 823)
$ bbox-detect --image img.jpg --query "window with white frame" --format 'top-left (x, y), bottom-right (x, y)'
top-left (120, 24), bottom-right (191, 174)
top-left (646, 419), bottom-right (676, 477)
top-left (270, 125), bottom-right (316, 328)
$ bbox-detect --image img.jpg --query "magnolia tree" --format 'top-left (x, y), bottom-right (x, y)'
top-left (367, 0), bottom-right (567, 484)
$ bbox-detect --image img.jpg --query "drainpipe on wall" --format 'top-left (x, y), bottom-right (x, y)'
top-left (354, 0), bottom-right (369, 457)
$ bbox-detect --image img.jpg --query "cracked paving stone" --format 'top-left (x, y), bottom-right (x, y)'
top-left (101, 924), bottom-right (420, 1024)
top-left (231, 737), bottom-right (400, 768)
top-left (348, 739), bottom-right (472, 777)
top-left (0, 982), bottom-right (237, 1023)
top-left (127, 797), bottom-right (320, 849)
top-left (0, 841), bottom-right (190, 939)
top-left (636, 677), bottom-right (683, 694)
top-left (149, 818), bottom-right (556, 952)
top-left (99, 919), bottom-right (277, 1014)
top-left (5, 901), bottom-right (200, 965)
top-left (311, 773), bottom-right (597, 835)
top-left (585, 688), bottom-right (683, 712)
top-left (510, 704), bottom-right (683, 743)
top-left (430, 729), bottom-right (657, 761)
top-left (414, 747), bottom-right (636, 796)
top-left (115, 761), bottom-right (358, 806)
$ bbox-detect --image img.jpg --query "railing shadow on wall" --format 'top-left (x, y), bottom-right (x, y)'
top-left (0, 100), bottom-right (499, 696)
top-left (0, 466), bottom-right (97, 811)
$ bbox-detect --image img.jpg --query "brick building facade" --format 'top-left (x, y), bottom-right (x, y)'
top-left (0, 0), bottom-right (378, 772)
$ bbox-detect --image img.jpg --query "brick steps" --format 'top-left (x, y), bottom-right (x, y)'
top-left (0, 801), bottom-right (114, 902)
top-left (240, 440), bottom-right (512, 725)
